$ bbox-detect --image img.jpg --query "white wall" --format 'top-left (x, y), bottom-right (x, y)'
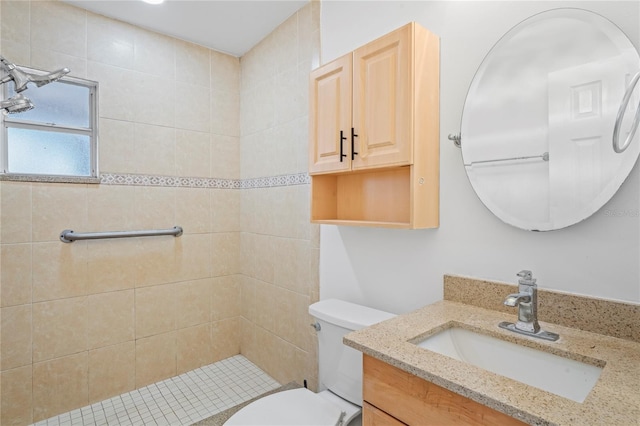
top-left (319, 1), bottom-right (640, 313)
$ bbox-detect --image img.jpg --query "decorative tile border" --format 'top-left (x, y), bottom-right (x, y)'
top-left (100, 172), bottom-right (310, 189)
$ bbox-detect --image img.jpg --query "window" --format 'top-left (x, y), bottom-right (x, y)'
top-left (1, 67), bottom-right (98, 180)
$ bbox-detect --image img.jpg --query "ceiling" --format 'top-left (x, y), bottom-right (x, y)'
top-left (64, 0), bottom-right (310, 57)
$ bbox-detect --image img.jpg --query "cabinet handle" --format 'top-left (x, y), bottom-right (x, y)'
top-left (340, 130), bottom-right (347, 162)
top-left (351, 128), bottom-right (358, 160)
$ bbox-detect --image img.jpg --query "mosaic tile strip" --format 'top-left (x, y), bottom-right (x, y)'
top-left (100, 172), bottom-right (310, 189)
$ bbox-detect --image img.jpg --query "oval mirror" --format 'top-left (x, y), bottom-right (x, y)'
top-left (460, 8), bottom-right (640, 231)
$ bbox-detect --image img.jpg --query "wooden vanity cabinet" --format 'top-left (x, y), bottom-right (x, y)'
top-left (309, 22), bottom-right (439, 229)
top-left (362, 355), bottom-right (527, 426)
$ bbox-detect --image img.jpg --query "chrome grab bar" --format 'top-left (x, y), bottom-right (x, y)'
top-left (60, 226), bottom-right (183, 243)
top-left (613, 71), bottom-right (640, 153)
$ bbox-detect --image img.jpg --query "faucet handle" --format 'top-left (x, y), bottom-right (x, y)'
top-left (517, 270), bottom-right (536, 285)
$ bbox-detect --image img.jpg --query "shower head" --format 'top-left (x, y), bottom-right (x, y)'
top-left (0, 55), bottom-right (70, 93)
top-left (0, 93), bottom-right (34, 114)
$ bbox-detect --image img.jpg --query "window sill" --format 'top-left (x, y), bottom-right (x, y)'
top-left (0, 174), bottom-right (101, 184)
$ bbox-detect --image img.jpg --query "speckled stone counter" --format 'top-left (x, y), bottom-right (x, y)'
top-left (344, 283), bottom-right (640, 425)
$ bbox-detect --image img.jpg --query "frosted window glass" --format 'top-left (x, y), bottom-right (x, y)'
top-left (8, 81), bottom-right (90, 128)
top-left (7, 128), bottom-right (91, 176)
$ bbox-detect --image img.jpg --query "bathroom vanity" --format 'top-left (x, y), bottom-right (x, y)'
top-left (362, 355), bottom-right (525, 425)
top-left (345, 276), bottom-right (640, 425)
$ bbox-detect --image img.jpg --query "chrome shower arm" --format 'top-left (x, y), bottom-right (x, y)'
top-left (0, 55), bottom-right (70, 92)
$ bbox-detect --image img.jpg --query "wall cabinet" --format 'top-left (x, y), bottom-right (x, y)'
top-left (308, 22), bottom-right (440, 228)
top-left (362, 355), bottom-right (527, 425)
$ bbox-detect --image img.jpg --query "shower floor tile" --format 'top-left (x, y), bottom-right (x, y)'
top-left (32, 355), bottom-right (280, 426)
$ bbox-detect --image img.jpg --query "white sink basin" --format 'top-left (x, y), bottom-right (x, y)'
top-left (414, 326), bottom-right (603, 403)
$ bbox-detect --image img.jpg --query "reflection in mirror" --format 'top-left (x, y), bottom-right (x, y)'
top-left (461, 8), bottom-right (640, 231)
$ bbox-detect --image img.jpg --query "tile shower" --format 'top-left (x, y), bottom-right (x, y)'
top-left (0, 1), bottom-right (321, 424)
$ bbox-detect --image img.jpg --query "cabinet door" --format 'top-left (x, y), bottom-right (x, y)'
top-left (353, 23), bottom-right (413, 170)
top-left (309, 53), bottom-right (352, 174)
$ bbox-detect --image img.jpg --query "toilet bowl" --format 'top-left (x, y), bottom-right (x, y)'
top-left (223, 388), bottom-right (358, 426)
top-left (224, 299), bottom-right (395, 426)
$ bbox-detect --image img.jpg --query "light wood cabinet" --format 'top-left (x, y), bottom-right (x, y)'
top-left (363, 355), bottom-right (527, 426)
top-left (308, 22), bottom-right (440, 228)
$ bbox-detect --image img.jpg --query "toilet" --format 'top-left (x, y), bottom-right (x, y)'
top-left (224, 299), bottom-right (395, 426)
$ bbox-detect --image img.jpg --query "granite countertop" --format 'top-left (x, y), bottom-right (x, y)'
top-left (344, 300), bottom-right (640, 426)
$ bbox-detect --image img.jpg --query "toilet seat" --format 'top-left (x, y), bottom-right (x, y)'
top-left (224, 388), bottom-right (348, 426)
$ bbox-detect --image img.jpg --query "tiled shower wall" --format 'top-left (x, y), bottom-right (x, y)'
top-left (238, 3), bottom-right (321, 389)
top-left (0, 1), bottom-right (244, 424)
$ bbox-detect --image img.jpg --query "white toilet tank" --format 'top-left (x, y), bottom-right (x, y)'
top-left (309, 299), bottom-right (395, 407)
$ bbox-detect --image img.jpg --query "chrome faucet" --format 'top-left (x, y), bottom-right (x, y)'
top-left (499, 270), bottom-right (559, 341)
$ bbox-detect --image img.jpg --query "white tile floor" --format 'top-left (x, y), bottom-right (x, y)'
top-left (32, 355), bottom-right (281, 426)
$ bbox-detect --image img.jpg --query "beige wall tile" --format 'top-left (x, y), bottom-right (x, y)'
top-left (31, 1), bottom-right (86, 58)
top-left (0, 39), bottom-right (30, 70)
top-left (293, 185), bottom-right (312, 240)
top-left (1, 1), bottom-right (30, 48)
top-left (130, 74), bottom-right (176, 127)
top-left (88, 342), bottom-right (135, 403)
top-left (211, 88), bottom-right (240, 137)
top-left (297, 2), bottom-right (320, 68)
top-left (243, 233), bottom-right (275, 283)
top-left (86, 239), bottom-right (137, 293)
top-left (254, 281), bottom-right (276, 334)
top-left (133, 28), bottom-right (175, 79)
top-left (133, 186), bottom-right (176, 230)
top-left (1, 365), bottom-right (33, 426)
top-left (98, 118), bottom-right (136, 174)
top-left (1, 182), bottom-right (31, 244)
top-left (272, 13), bottom-right (298, 74)
top-left (240, 275), bottom-right (257, 324)
top-left (33, 353), bottom-right (89, 422)
top-left (87, 184), bottom-right (136, 232)
top-left (271, 186), bottom-right (296, 238)
top-left (135, 332), bottom-right (176, 388)
top-left (176, 39), bottom-right (210, 87)
top-left (87, 13), bottom-right (135, 69)
top-left (176, 81), bottom-right (211, 133)
top-left (274, 237), bottom-right (310, 294)
top-left (211, 275), bottom-right (241, 321)
top-left (135, 238), bottom-right (177, 287)
top-left (1, 243), bottom-right (32, 307)
top-left (211, 50), bottom-right (240, 91)
top-left (211, 317), bottom-right (240, 363)
top-left (211, 189), bottom-right (240, 233)
top-left (32, 241), bottom-right (88, 302)
top-left (87, 61), bottom-right (137, 122)
top-left (32, 183), bottom-right (87, 243)
top-left (175, 187), bottom-right (211, 234)
top-left (32, 297), bottom-right (88, 363)
top-left (135, 283), bottom-right (176, 338)
top-left (210, 135), bottom-right (240, 179)
top-left (134, 123), bottom-right (176, 176)
top-left (176, 130), bottom-right (211, 178)
top-left (275, 290), bottom-right (312, 352)
top-left (239, 232), bottom-right (254, 278)
top-left (176, 233), bottom-right (212, 282)
top-left (88, 290), bottom-right (134, 349)
top-left (1, 305), bottom-right (32, 370)
top-left (211, 232), bottom-right (240, 277)
top-left (176, 279), bottom-right (211, 329)
top-left (274, 69), bottom-right (303, 127)
top-left (177, 323), bottom-right (212, 374)
top-left (133, 73), bottom-right (176, 128)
